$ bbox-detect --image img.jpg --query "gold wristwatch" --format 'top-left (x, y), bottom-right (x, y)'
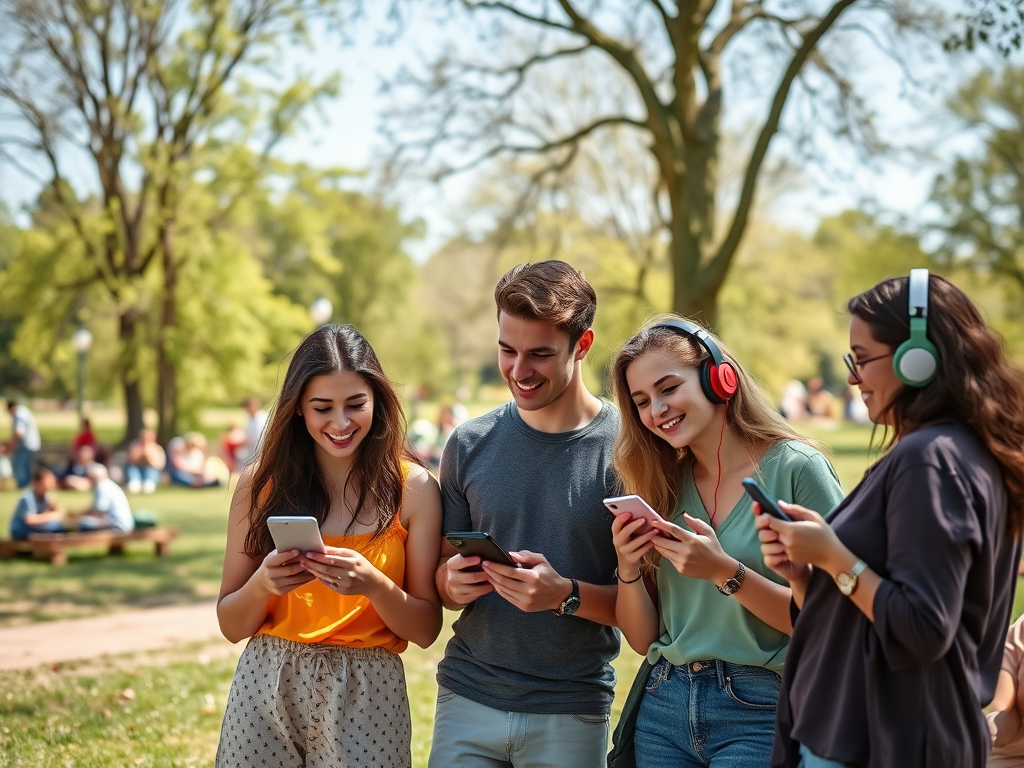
top-left (835, 560), bottom-right (867, 596)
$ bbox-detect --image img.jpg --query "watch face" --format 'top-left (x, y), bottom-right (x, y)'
top-left (836, 573), bottom-right (854, 596)
top-left (561, 596), bottom-right (581, 616)
top-left (721, 579), bottom-right (740, 596)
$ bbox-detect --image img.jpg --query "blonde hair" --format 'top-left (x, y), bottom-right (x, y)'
top-left (611, 315), bottom-right (823, 521)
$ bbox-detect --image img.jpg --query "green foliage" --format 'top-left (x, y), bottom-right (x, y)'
top-left (932, 65), bottom-right (1024, 292)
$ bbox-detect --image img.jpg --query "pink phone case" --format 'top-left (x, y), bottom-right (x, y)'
top-left (603, 495), bottom-right (663, 531)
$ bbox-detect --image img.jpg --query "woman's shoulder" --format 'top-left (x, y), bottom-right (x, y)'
top-left (402, 461), bottom-right (439, 491)
top-left (765, 438), bottom-right (830, 468)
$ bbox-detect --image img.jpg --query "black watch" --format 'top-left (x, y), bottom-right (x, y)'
top-left (553, 578), bottom-right (580, 616)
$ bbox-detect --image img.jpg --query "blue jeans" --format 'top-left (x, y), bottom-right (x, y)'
top-left (797, 744), bottom-right (848, 768)
top-left (634, 658), bottom-right (780, 768)
top-left (126, 465), bottom-right (161, 486)
top-left (429, 686), bottom-right (609, 768)
top-left (12, 445), bottom-right (35, 488)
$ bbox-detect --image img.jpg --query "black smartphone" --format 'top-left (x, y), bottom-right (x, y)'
top-left (741, 477), bottom-right (794, 522)
top-left (445, 531), bottom-right (519, 571)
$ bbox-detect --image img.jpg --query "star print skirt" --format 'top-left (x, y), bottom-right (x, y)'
top-left (215, 633), bottom-right (412, 767)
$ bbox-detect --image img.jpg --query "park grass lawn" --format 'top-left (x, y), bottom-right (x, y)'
top-left (1, 417), bottom-right (1020, 765)
top-left (0, 485), bottom-right (230, 626)
top-left (0, 617), bottom-right (646, 767)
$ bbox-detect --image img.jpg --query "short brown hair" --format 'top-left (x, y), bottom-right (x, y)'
top-left (494, 260), bottom-right (597, 347)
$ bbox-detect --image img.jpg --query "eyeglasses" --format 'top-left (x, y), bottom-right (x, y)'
top-left (843, 351), bottom-right (894, 384)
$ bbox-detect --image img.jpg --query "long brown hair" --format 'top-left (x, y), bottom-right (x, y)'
top-left (848, 274), bottom-right (1024, 533)
top-left (243, 325), bottom-right (420, 557)
top-left (611, 315), bottom-right (822, 520)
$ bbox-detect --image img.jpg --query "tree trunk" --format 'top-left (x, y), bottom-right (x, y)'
top-left (668, 224), bottom-right (721, 330)
top-left (118, 309), bottom-right (145, 446)
top-left (156, 222), bottom-right (178, 445)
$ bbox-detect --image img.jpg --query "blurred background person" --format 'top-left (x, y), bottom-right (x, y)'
top-left (125, 428), bottom-right (166, 494)
top-left (58, 443), bottom-right (100, 491)
top-left (74, 463), bottom-right (135, 533)
top-left (168, 431), bottom-right (226, 487)
top-left (9, 466), bottom-right (66, 539)
top-left (70, 416), bottom-right (108, 464)
top-left (238, 396), bottom-right (268, 467)
top-left (6, 399), bottom-right (40, 489)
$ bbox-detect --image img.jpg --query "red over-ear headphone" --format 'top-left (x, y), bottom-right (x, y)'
top-left (651, 319), bottom-right (738, 405)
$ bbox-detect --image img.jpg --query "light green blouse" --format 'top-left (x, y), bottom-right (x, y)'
top-left (647, 440), bottom-right (845, 673)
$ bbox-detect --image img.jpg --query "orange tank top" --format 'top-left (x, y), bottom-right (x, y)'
top-left (257, 515), bottom-right (409, 653)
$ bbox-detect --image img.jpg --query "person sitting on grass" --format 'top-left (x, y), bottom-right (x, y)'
top-left (9, 466), bottom-right (66, 540)
top-left (74, 464), bottom-right (135, 533)
top-left (59, 444), bottom-right (101, 491)
top-left (167, 431), bottom-right (226, 487)
top-left (125, 428), bottom-right (166, 494)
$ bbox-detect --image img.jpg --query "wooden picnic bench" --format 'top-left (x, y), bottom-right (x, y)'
top-left (0, 527), bottom-right (180, 566)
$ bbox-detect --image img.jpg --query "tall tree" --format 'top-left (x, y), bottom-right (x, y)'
top-left (383, 0), bottom-right (948, 327)
top-left (932, 64), bottom-right (1024, 293)
top-left (0, 0), bottom-right (337, 442)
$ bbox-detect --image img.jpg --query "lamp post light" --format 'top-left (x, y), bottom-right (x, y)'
top-left (309, 297), bottom-right (333, 327)
top-left (72, 327), bottom-right (93, 422)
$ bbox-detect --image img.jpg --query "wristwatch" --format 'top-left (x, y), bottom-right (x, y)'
top-left (716, 561), bottom-right (746, 596)
top-left (553, 578), bottom-right (580, 616)
top-left (835, 559), bottom-right (868, 596)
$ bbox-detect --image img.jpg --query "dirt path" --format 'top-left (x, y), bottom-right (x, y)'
top-left (0, 601), bottom-right (241, 671)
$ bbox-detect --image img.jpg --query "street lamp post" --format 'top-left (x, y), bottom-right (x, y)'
top-left (309, 297), bottom-right (333, 327)
top-left (72, 328), bottom-right (93, 422)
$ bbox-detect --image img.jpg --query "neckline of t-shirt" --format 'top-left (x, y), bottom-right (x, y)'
top-left (506, 400), bottom-right (613, 443)
top-left (678, 439), bottom-right (793, 533)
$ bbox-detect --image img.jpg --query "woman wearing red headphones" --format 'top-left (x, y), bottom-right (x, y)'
top-left (756, 271), bottom-right (1024, 768)
top-left (607, 315), bottom-right (845, 768)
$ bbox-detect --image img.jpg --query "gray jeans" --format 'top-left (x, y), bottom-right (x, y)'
top-left (428, 686), bottom-right (609, 768)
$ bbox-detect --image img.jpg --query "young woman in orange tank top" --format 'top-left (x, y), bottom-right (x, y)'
top-left (215, 325), bottom-right (443, 768)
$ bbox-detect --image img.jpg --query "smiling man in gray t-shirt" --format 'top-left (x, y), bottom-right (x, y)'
top-left (430, 261), bottom-right (620, 768)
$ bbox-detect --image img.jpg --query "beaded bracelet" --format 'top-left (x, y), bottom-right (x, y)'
top-left (614, 566), bottom-right (642, 584)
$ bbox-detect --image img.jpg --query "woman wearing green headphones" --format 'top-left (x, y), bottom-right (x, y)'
top-left (756, 271), bottom-right (1024, 768)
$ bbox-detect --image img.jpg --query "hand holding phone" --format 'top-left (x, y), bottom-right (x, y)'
top-left (741, 478), bottom-right (793, 522)
top-left (603, 495), bottom-right (665, 534)
top-left (445, 531), bottom-right (519, 571)
top-left (267, 515), bottom-right (327, 556)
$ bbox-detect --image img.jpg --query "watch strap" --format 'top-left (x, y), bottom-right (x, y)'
top-left (716, 561), bottom-right (746, 596)
top-left (553, 578), bottom-right (580, 616)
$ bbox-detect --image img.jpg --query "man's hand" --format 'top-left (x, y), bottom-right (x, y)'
top-left (482, 550), bottom-right (571, 613)
top-left (438, 553), bottom-right (495, 608)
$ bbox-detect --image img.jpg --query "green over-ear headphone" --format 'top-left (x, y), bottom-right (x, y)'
top-left (893, 269), bottom-right (939, 387)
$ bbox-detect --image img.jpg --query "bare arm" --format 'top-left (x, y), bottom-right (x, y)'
top-left (215, 467), bottom-right (315, 643)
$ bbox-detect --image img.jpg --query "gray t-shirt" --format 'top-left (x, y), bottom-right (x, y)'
top-left (436, 401), bottom-right (621, 715)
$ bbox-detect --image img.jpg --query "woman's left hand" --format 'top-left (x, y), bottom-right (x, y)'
top-left (650, 513), bottom-right (738, 585)
top-left (303, 547), bottom-right (385, 597)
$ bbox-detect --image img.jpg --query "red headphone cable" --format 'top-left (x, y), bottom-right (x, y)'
top-left (710, 406), bottom-right (727, 527)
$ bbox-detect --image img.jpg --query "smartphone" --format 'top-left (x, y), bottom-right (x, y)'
top-left (267, 515), bottom-right (327, 555)
top-left (603, 495), bottom-right (664, 532)
top-left (741, 478), bottom-right (793, 522)
top-left (445, 531), bottom-right (518, 571)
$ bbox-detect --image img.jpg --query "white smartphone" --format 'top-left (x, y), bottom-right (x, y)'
top-left (267, 515), bottom-right (326, 555)
top-left (603, 495), bottom-right (664, 532)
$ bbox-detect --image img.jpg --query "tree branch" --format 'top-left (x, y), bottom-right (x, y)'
top-left (713, 0), bottom-right (858, 281)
